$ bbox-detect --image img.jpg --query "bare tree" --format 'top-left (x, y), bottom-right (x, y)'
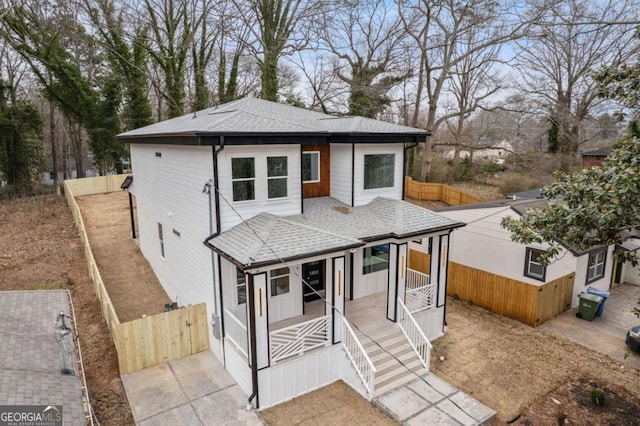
top-left (315, 0), bottom-right (410, 118)
top-left (232, 0), bottom-right (318, 101)
top-left (397, 0), bottom-right (530, 180)
top-left (140, 0), bottom-right (203, 118)
top-left (514, 0), bottom-right (640, 155)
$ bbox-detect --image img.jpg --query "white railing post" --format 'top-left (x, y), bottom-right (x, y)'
top-left (397, 298), bottom-right (431, 373)
top-left (269, 315), bottom-right (330, 362)
top-left (340, 317), bottom-right (377, 398)
top-left (223, 308), bottom-right (248, 358)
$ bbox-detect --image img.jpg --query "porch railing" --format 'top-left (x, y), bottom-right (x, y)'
top-left (341, 316), bottom-right (376, 397)
top-left (405, 282), bottom-right (437, 313)
top-left (224, 308), bottom-right (248, 358)
top-left (397, 298), bottom-right (431, 373)
top-left (270, 315), bottom-right (330, 362)
top-left (406, 268), bottom-right (430, 290)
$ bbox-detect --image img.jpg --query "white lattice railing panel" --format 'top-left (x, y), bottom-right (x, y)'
top-left (406, 282), bottom-right (437, 313)
top-left (224, 308), bottom-right (248, 358)
top-left (398, 298), bottom-right (432, 373)
top-left (341, 317), bottom-right (376, 397)
top-left (270, 315), bottom-right (330, 362)
top-left (406, 268), bottom-right (430, 290)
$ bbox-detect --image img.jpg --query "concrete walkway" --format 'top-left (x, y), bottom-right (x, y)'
top-left (541, 282), bottom-right (640, 370)
top-left (122, 351), bottom-right (264, 425)
top-left (374, 373), bottom-right (495, 425)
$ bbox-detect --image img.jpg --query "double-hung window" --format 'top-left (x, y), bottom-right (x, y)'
top-left (524, 248), bottom-right (546, 281)
top-left (364, 154), bottom-right (395, 189)
top-left (302, 152), bottom-right (320, 183)
top-left (231, 157), bottom-right (255, 201)
top-left (267, 156), bottom-right (288, 198)
top-left (270, 267), bottom-right (290, 296)
top-left (586, 249), bottom-right (606, 283)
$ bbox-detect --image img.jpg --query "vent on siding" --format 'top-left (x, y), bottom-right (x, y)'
top-left (155, 152), bottom-right (162, 157)
top-left (173, 229), bottom-right (181, 237)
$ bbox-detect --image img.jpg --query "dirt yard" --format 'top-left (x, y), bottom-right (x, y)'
top-left (261, 381), bottom-right (396, 425)
top-left (0, 195), bottom-right (134, 425)
top-left (76, 192), bottom-right (171, 322)
top-left (432, 299), bottom-right (640, 424)
top-left (3, 192), bottom-right (640, 426)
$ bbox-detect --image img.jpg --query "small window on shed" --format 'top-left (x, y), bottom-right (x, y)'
top-left (524, 248), bottom-right (545, 281)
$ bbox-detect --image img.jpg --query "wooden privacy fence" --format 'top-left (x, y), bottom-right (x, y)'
top-left (408, 249), bottom-right (431, 275)
top-left (115, 304), bottom-right (209, 374)
top-left (65, 177), bottom-right (122, 336)
top-left (405, 177), bottom-right (483, 206)
top-left (447, 261), bottom-right (574, 327)
top-left (64, 175), bottom-right (209, 374)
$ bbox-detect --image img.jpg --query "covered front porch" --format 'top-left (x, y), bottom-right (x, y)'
top-left (206, 196), bottom-right (463, 408)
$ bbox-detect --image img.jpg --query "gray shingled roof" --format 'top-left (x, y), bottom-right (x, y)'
top-left (208, 197), bottom-right (464, 268)
top-left (118, 97), bottom-right (428, 138)
top-left (0, 291), bottom-right (86, 425)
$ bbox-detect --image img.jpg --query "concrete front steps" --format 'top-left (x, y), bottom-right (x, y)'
top-left (357, 324), bottom-right (426, 396)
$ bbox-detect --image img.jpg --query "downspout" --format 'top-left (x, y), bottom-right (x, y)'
top-left (203, 136), bottom-right (225, 339)
top-left (443, 229), bottom-right (453, 332)
top-left (246, 273), bottom-right (259, 410)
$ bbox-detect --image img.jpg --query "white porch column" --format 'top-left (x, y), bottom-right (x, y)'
top-left (396, 243), bottom-right (408, 317)
top-left (324, 260), bottom-right (333, 343)
top-left (430, 235), bottom-right (441, 289)
top-left (251, 273), bottom-right (269, 369)
top-left (332, 256), bottom-right (345, 343)
top-left (438, 235), bottom-right (449, 308)
top-left (387, 244), bottom-right (399, 321)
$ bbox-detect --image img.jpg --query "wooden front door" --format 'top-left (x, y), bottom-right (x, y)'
top-left (302, 260), bottom-right (325, 302)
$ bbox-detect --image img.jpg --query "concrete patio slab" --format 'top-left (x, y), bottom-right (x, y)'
top-left (541, 283), bottom-right (640, 370)
top-left (122, 351), bottom-right (264, 425)
top-left (374, 373), bottom-right (495, 425)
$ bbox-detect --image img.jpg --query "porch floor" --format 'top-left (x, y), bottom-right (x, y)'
top-left (270, 291), bottom-right (393, 333)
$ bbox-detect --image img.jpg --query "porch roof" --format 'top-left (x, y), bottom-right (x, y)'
top-left (206, 197), bottom-right (464, 269)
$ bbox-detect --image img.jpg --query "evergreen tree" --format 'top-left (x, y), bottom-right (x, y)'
top-left (0, 80), bottom-right (43, 195)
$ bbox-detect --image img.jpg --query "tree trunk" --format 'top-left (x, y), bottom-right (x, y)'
top-left (49, 100), bottom-right (60, 195)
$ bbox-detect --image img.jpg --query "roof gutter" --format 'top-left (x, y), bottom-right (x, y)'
top-left (211, 242), bottom-right (365, 272)
top-left (359, 222), bottom-right (467, 243)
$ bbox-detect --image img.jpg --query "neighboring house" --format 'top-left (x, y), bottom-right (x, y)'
top-left (616, 237), bottom-right (640, 286)
top-left (436, 197), bottom-right (615, 327)
top-left (442, 139), bottom-right (513, 165)
top-left (581, 147), bottom-right (612, 167)
top-left (41, 156), bottom-right (97, 185)
top-left (117, 98), bottom-right (464, 409)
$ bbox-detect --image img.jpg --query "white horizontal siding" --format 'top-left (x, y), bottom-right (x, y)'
top-left (353, 144), bottom-right (403, 206)
top-left (330, 144), bottom-right (353, 205)
top-left (217, 145), bottom-right (301, 230)
top-left (445, 208), bottom-right (577, 286)
top-left (130, 144), bottom-right (216, 329)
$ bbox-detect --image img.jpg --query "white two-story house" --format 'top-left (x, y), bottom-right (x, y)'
top-left (117, 98), bottom-right (464, 409)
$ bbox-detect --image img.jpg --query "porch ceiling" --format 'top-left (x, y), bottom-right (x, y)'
top-left (206, 197), bottom-right (463, 269)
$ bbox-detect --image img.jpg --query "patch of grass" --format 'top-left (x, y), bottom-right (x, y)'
top-left (591, 388), bottom-right (606, 406)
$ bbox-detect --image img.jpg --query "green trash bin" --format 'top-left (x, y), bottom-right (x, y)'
top-left (576, 293), bottom-right (603, 321)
